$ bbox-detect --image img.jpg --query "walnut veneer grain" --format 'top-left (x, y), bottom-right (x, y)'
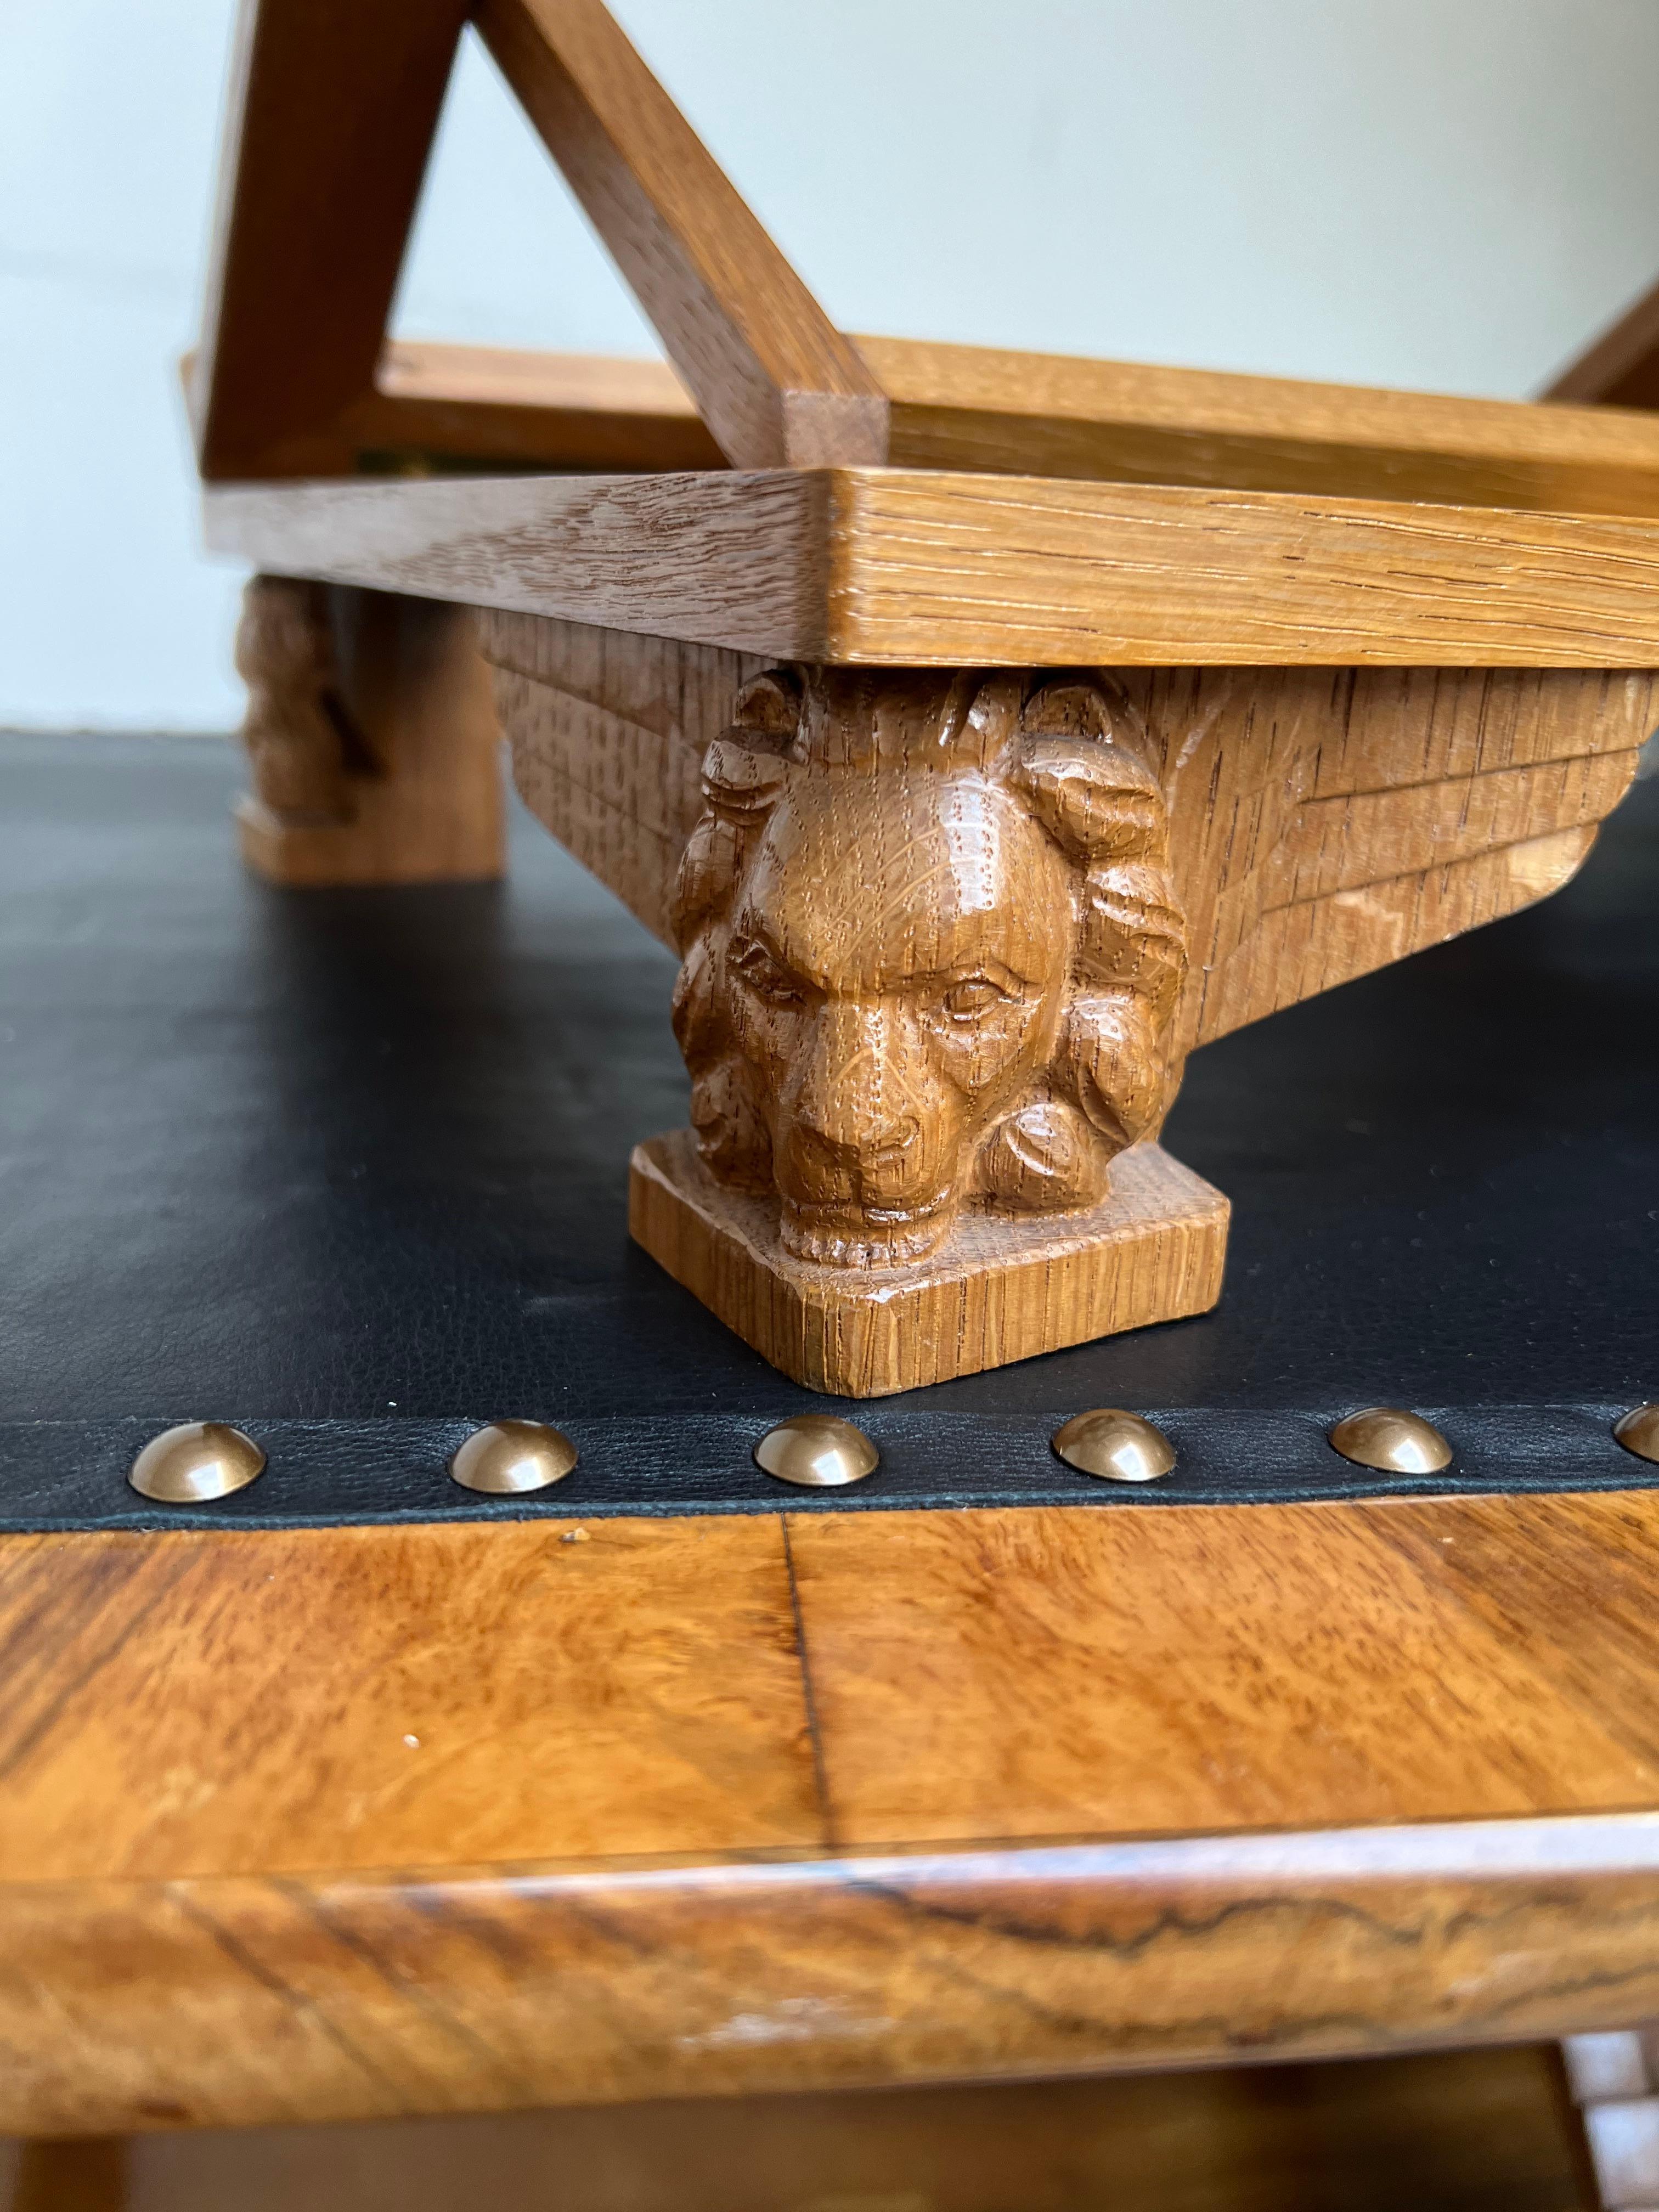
top-left (8, 1496), bottom-right (1659, 2128)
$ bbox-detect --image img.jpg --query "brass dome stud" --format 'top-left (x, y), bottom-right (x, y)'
top-left (1327, 1407), bottom-right (1452, 1475)
top-left (754, 1414), bottom-right (879, 1488)
top-left (1051, 1408), bottom-right (1176, 1483)
top-left (128, 1422), bottom-right (267, 1504)
top-left (1613, 1404), bottom-right (1659, 1465)
top-left (449, 1420), bottom-right (578, 1494)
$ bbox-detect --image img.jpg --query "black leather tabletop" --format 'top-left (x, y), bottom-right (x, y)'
top-left (3, 731), bottom-right (1657, 1529)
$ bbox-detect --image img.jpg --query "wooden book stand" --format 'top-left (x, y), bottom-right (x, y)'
top-left (191, 0), bottom-right (1659, 1396)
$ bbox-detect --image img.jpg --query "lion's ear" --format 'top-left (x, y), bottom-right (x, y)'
top-left (1013, 682), bottom-right (1166, 864)
top-left (699, 740), bottom-right (791, 816)
top-left (698, 669), bottom-right (802, 817)
top-left (674, 678), bottom-right (799, 944)
top-left (1080, 862), bottom-right (1186, 1019)
top-left (732, 669), bottom-right (803, 743)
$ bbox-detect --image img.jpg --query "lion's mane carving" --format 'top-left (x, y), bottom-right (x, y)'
top-left (670, 668), bottom-right (1186, 1268)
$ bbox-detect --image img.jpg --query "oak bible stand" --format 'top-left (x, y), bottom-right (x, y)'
top-left (13, 27), bottom-right (1659, 2190)
top-left (187, 0), bottom-right (1659, 1397)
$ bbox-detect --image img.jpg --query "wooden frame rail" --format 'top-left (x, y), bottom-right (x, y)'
top-left (191, 0), bottom-right (1659, 517)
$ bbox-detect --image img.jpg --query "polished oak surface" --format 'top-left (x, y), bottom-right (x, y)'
top-left (205, 467), bottom-right (1659, 668)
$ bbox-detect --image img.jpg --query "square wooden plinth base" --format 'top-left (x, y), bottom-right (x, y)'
top-left (629, 1130), bottom-right (1230, 1398)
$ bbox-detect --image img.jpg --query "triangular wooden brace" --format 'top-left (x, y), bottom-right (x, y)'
top-left (192, 0), bottom-right (888, 479)
top-left (193, 2), bottom-right (1659, 515)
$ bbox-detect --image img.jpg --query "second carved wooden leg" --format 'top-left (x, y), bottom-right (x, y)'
top-left (628, 666), bottom-right (1228, 1396)
top-left (234, 577), bottom-right (505, 886)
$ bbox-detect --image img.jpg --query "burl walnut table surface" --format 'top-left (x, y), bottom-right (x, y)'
top-left (4, 732), bottom-right (1659, 2138)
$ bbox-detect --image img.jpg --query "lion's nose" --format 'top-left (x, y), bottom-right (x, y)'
top-left (788, 1003), bottom-right (926, 1182)
top-left (794, 1104), bottom-right (921, 1170)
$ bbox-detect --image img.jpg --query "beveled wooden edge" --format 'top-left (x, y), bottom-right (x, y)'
top-left (8, 1812), bottom-right (1659, 2136)
top-left (204, 466), bottom-right (1659, 667)
top-left (860, 333), bottom-right (1659, 475)
top-left (471, 0), bottom-right (884, 470)
top-left (205, 471), bottom-right (828, 657)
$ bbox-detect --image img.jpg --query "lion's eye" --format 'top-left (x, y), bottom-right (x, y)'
top-left (731, 936), bottom-right (805, 1006)
top-left (941, 975), bottom-right (1015, 1021)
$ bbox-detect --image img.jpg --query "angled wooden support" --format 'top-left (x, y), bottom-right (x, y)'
top-left (1544, 273), bottom-right (1659, 410)
top-left (193, 0), bottom-right (884, 479)
top-left (191, 0), bottom-right (470, 480)
top-left (196, 0), bottom-right (889, 884)
top-left (473, 0), bottom-right (888, 467)
top-left (344, 331), bottom-right (1659, 513)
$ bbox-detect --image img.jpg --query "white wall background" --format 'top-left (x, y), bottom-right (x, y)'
top-left (7, 0), bottom-right (1659, 729)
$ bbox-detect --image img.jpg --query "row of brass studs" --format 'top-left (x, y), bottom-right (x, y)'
top-left (125, 1402), bottom-right (1659, 1504)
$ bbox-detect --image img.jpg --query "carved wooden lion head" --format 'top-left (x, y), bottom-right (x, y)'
top-left (670, 668), bottom-right (1186, 1267)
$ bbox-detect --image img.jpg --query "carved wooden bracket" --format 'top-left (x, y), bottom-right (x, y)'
top-left (479, 610), bottom-right (1655, 1393)
top-left (669, 668), bottom-right (1187, 1268)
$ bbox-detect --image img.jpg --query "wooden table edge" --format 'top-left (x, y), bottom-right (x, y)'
top-left (7, 1808), bottom-right (1659, 2136)
top-left (202, 467), bottom-right (1659, 667)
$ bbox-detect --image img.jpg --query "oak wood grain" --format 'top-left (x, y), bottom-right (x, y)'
top-left (865, 331), bottom-right (1659, 515)
top-left (630, 1132), bottom-right (1229, 1397)
top-left (355, 341), bottom-right (723, 475)
top-left (202, 469), bottom-right (1659, 667)
top-left (235, 584), bottom-right (506, 886)
top-left (354, 336), bottom-right (1659, 519)
top-left (822, 469), bottom-right (1659, 668)
top-left (496, 617), bottom-right (763, 943)
top-left (485, 617), bottom-right (1650, 1060)
top-left (472, 0), bottom-right (885, 470)
top-left (204, 472), bottom-right (827, 659)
